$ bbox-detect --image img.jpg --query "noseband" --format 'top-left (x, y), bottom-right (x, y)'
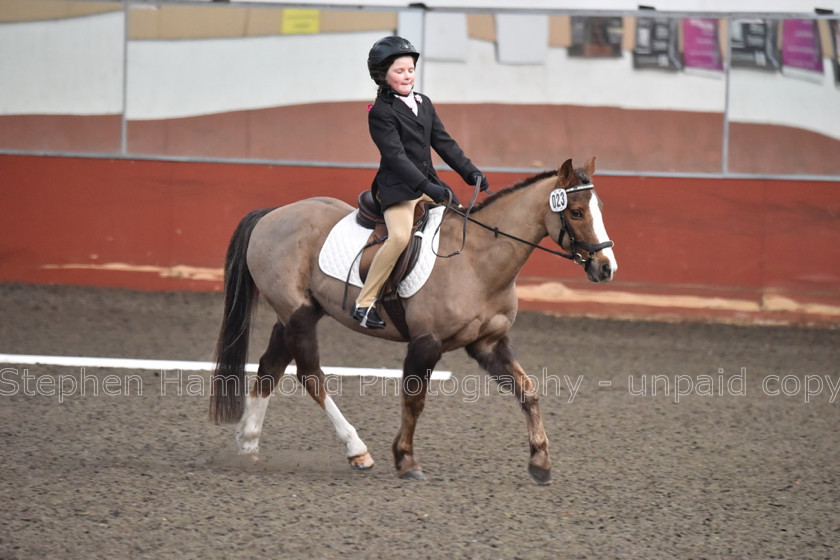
top-left (554, 183), bottom-right (615, 269)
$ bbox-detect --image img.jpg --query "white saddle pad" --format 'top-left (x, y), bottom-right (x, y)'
top-left (318, 207), bottom-right (444, 298)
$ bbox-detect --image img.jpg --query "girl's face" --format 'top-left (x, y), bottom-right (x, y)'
top-left (385, 55), bottom-right (416, 96)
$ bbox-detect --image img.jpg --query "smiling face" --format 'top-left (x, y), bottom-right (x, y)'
top-left (385, 55), bottom-right (416, 96)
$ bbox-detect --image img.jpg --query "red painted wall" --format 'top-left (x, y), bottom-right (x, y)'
top-left (2, 155), bottom-right (839, 310)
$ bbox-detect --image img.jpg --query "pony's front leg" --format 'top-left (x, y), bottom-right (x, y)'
top-left (467, 336), bottom-right (552, 485)
top-left (393, 334), bottom-right (442, 479)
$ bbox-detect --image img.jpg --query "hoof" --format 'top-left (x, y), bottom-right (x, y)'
top-left (232, 452), bottom-right (260, 466)
top-left (399, 469), bottom-right (426, 480)
top-left (348, 452), bottom-right (375, 470)
top-left (528, 464), bottom-right (552, 486)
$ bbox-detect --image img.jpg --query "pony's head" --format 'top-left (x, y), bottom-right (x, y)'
top-left (545, 157), bottom-right (617, 283)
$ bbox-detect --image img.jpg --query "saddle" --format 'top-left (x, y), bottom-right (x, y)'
top-left (352, 190), bottom-right (434, 338)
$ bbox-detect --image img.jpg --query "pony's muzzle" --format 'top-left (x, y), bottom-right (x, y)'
top-left (578, 240), bottom-right (616, 283)
top-left (584, 250), bottom-right (616, 283)
top-left (596, 260), bottom-right (614, 282)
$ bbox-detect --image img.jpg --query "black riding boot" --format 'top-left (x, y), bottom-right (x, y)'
top-left (351, 305), bottom-right (386, 329)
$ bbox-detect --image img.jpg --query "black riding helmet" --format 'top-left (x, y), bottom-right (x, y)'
top-left (367, 36), bottom-right (420, 85)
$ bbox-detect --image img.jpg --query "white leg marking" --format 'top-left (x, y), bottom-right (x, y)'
top-left (324, 396), bottom-right (368, 458)
top-left (236, 393), bottom-right (270, 455)
top-left (589, 195), bottom-right (618, 276)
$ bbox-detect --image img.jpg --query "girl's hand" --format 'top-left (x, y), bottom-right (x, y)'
top-left (470, 171), bottom-right (490, 192)
top-left (422, 181), bottom-right (447, 203)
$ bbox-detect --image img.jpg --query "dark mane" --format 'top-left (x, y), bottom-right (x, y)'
top-left (471, 169), bottom-right (559, 212)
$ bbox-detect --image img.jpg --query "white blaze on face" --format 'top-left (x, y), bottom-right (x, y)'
top-left (589, 194), bottom-right (617, 276)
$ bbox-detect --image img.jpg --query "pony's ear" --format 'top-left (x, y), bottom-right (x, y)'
top-left (583, 156), bottom-right (596, 178)
top-left (558, 159), bottom-right (575, 186)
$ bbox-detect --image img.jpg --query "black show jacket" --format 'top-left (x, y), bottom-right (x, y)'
top-left (368, 91), bottom-right (479, 210)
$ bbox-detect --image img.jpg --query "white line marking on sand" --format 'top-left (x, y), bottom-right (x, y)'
top-left (0, 354), bottom-right (451, 380)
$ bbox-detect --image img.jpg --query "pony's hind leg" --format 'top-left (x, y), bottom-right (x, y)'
top-left (393, 333), bottom-right (443, 480)
top-left (286, 304), bottom-right (374, 470)
top-left (467, 336), bottom-right (552, 485)
top-left (236, 321), bottom-right (290, 457)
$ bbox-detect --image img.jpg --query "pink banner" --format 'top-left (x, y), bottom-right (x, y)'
top-left (683, 18), bottom-right (723, 72)
top-left (782, 19), bottom-right (824, 74)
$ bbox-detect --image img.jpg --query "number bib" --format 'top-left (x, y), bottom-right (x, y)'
top-left (549, 189), bottom-right (567, 212)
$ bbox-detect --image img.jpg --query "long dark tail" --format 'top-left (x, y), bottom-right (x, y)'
top-left (209, 208), bottom-right (275, 424)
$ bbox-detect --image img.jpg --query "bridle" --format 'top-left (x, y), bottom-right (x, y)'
top-left (553, 183), bottom-right (615, 269)
top-left (440, 181), bottom-right (614, 270)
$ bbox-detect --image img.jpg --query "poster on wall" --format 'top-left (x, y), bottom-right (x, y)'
top-left (568, 17), bottom-right (623, 58)
top-left (682, 18), bottom-right (723, 76)
top-left (730, 19), bottom-right (781, 71)
top-left (633, 17), bottom-right (682, 71)
top-left (280, 9), bottom-right (320, 34)
top-left (781, 19), bottom-right (824, 81)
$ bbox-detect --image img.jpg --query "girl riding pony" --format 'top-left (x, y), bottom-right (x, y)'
top-left (352, 35), bottom-right (489, 329)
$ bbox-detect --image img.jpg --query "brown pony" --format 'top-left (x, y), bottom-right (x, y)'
top-left (209, 157), bottom-right (616, 484)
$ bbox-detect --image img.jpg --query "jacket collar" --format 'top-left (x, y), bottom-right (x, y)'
top-left (391, 92), bottom-right (422, 118)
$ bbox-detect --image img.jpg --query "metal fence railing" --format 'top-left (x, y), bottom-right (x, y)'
top-left (1, 1), bottom-right (838, 180)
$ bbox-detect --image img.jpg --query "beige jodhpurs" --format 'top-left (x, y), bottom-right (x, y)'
top-left (356, 194), bottom-right (431, 307)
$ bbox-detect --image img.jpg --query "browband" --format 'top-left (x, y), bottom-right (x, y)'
top-left (564, 183), bottom-right (594, 194)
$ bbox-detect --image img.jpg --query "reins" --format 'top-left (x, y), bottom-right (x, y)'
top-left (451, 207), bottom-right (581, 261)
top-left (432, 177), bottom-right (482, 258)
top-left (435, 181), bottom-right (614, 267)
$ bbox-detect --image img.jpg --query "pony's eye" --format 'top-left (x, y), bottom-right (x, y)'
top-left (570, 209), bottom-right (584, 219)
